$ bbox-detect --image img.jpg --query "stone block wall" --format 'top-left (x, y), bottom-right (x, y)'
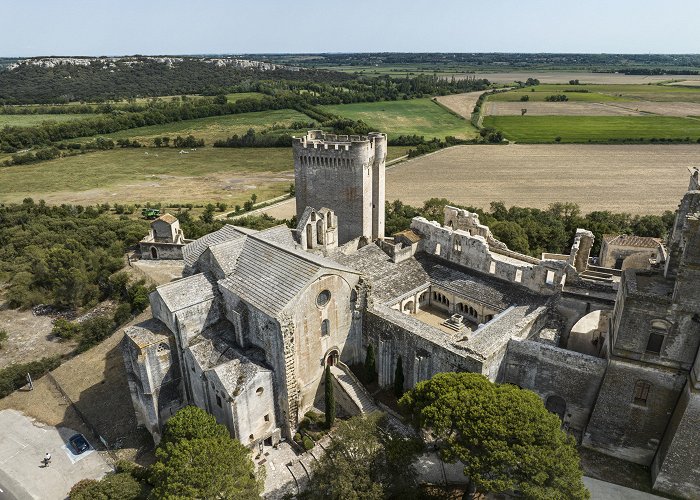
top-left (501, 339), bottom-right (606, 435)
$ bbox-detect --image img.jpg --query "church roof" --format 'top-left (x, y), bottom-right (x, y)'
top-left (154, 213), bottom-right (178, 224)
top-left (155, 273), bottom-right (217, 312)
top-left (183, 225), bottom-right (247, 268)
top-left (218, 232), bottom-right (356, 318)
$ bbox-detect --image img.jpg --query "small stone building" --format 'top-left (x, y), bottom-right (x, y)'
top-left (599, 234), bottom-right (665, 270)
top-left (139, 213), bottom-right (190, 260)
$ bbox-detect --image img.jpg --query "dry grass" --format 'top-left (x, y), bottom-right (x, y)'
top-left (485, 102), bottom-right (641, 116)
top-left (386, 144), bottom-right (695, 215)
top-left (434, 91), bottom-right (484, 119)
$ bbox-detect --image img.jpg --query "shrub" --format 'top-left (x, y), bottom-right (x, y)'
top-left (0, 356), bottom-right (62, 399)
top-left (303, 436), bottom-right (314, 450)
top-left (520, 95), bottom-right (529, 102)
top-left (294, 432), bottom-right (302, 443)
top-left (52, 318), bottom-right (80, 340)
top-left (77, 315), bottom-right (114, 352)
top-left (113, 303), bottom-right (132, 326)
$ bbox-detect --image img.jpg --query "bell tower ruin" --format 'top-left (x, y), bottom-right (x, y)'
top-left (293, 130), bottom-right (387, 244)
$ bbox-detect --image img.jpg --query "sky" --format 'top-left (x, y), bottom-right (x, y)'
top-left (1, 0), bottom-right (699, 57)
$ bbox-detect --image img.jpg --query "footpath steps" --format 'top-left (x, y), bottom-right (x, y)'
top-left (329, 365), bottom-right (379, 414)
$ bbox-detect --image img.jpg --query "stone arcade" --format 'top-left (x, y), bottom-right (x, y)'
top-left (123, 133), bottom-right (700, 498)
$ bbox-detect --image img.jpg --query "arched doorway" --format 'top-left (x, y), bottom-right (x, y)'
top-left (403, 300), bottom-right (414, 314)
top-left (324, 348), bottom-right (339, 367)
top-left (545, 395), bottom-right (567, 421)
top-left (150, 246), bottom-right (158, 259)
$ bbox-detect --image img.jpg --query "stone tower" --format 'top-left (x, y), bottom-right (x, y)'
top-left (293, 130), bottom-right (387, 244)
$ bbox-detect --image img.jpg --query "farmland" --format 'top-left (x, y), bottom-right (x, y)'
top-left (321, 98), bottom-right (478, 139)
top-left (386, 144), bottom-right (697, 215)
top-left (0, 113), bottom-right (100, 127)
top-left (0, 145), bottom-right (409, 206)
top-left (482, 116), bottom-right (700, 143)
top-left (76, 108), bottom-right (312, 144)
top-left (481, 83), bottom-right (700, 142)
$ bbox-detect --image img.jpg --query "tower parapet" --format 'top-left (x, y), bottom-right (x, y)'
top-left (293, 130), bottom-right (387, 244)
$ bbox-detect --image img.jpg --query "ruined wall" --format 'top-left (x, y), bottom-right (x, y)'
top-left (411, 217), bottom-right (568, 295)
top-left (582, 359), bottom-right (686, 465)
top-left (502, 339), bottom-right (606, 436)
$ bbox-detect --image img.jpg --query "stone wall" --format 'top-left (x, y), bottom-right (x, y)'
top-left (139, 241), bottom-right (184, 260)
top-left (293, 131), bottom-right (386, 244)
top-left (501, 339), bottom-right (606, 436)
top-left (411, 217), bottom-right (568, 296)
top-left (583, 359), bottom-right (686, 465)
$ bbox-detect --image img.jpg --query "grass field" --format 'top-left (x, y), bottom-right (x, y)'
top-left (76, 109), bottom-right (312, 145)
top-left (488, 84), bottom-right (700, 103)
top-left (386, 144), bottom-right (695, 215)
top-left (0, 114), bottom-right (101, 127)
top-left (0, 145), bottom-right (409, 206)
top-left (226, 92), bottom-right (265, 102)
top-left (321, 98), bottom-right (478, 139)
top-left (482, 115), bottom-right (700, 143)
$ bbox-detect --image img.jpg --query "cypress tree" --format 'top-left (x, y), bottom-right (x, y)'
top-left (394, 355), bottom-right (404, 398)
top-left (365, 344), bottom-right (377, 384)
top-left (324, 365), bottom-right (335, 429)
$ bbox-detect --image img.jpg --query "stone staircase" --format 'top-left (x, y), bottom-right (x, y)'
top-left (330, 363), bottom-right (379, 414)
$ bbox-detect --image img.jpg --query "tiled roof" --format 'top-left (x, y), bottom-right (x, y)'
top-left (255, 224), bottom-right (298, 248)
top-left (218, 233), bottom-right (356, 318)
top-left (206, 238), bottom-right (247, 277)
top-left (156, 273), bottom-right (217, 312)
top-left (183, 225), bottom-right (246, 267)
top-left (603, 234), bottom-right (662, 248)
top-left (155, 213), bottom-right (178, 224)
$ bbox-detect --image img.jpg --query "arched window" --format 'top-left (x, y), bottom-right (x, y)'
top-left (321, 319), bottom-right (330, 336)
top-left (634, 381), bottom-right (651, 406)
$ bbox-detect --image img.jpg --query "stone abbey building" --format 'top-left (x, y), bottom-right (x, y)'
top-left (123, 131), bottom-right (700, 498)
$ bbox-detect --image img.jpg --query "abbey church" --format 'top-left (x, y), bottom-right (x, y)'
top-left (122, 131), bottom-right (700, 498)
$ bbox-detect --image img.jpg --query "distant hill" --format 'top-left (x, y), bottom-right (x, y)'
top-left (0, 56), bottom-right (352, 104)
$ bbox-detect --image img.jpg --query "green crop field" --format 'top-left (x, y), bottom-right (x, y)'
top-left (321, 98), bottom-right (478, 139)
top-left (483, 115), bottom-right (700, 143)
top-left (488, 83), bottom-right (700, 103)
top-left (0, 114), bottom-right (101, 127)
top-left (75, 109), bottom-right (313, 145)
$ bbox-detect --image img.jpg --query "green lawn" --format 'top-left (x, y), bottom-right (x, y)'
top-left (321, 98), bottom-right (478, 140)
top-left (483, 115), bottom-right (700, 143)
top-left (0, 114), bottom-right (102, 127)
top-left (226, 92), bottom-right (266, 102)
top-left (75, 109), bottom-right (313, 145)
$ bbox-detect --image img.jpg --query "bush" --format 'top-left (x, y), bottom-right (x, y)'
top-left (77, 315), bottom-right (114, 352)
top-left (0, 356), bottom-right (62, 399)
top-left (520, 95), bottom-right (529, 102)
top-left (303, 436), bottom-right (314, 450)
top-left (294, 432), bottom-right (302, 443)
top-left (113, 303), bottom-right (132, 326)
top-left (52, 318), bottom-right (80, 340)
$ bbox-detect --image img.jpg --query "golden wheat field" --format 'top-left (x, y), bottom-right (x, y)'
top-left (385, 144), bottom-right (698, 215)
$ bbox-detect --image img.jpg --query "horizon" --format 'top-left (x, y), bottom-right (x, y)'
top-left (2, 0), bottom-right (699, 57)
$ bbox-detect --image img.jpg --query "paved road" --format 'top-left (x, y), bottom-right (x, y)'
top-left (0, 410), bottom-right (111, 500)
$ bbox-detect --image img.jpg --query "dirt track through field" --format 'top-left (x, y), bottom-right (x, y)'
top-left (386, 144), bottom-right (698, 214)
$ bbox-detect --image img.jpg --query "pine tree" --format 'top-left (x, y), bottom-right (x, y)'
top-left (394, 356), bottom-right (404, 398)
top-left (365, 344), bottom-right (376, 384)
top-left (324, 365), bottom-right (335, 429)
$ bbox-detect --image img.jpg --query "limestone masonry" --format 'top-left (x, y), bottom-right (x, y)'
top-left (123, 134), bottom-right (700, 498)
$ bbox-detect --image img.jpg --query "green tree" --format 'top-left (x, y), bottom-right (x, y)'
top-left (153, 137), bottom-right (162, 148)
top-left (400, 372), bottom-right (589, 499)
top-left (151, 406), bottom-right (262, 499)
top-left (325, 365), bottom-right (336, 428)
top-left (393, 355), bottom-right (404, 398)
top-left (69, 472), bottom-right (145, 500)
top-left (304, 413), bottom-right (421, 500)
top-left (364, 344), bottom-right (376, 384)
top-left (490, 220), bottom-right (530, 254)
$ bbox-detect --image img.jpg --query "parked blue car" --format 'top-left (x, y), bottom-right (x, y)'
top-left (68, 434), bottom-right (90, 454)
